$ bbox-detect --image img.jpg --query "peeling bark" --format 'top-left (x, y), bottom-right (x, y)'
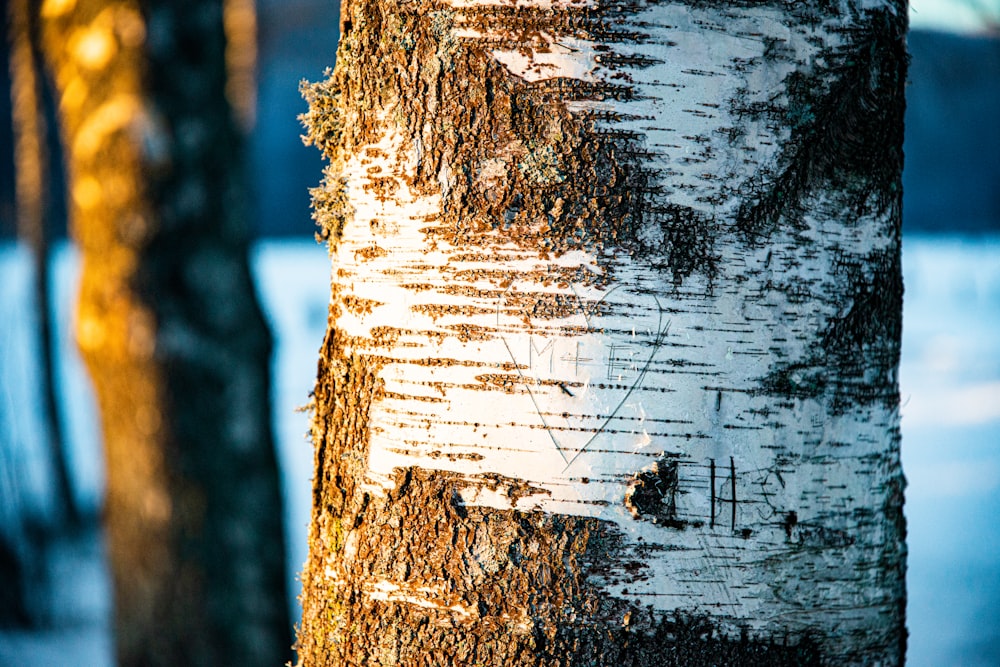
top-left (299, 0), bottom-right (907, 664)
top-left (38, 1), bottom-right (290, 664)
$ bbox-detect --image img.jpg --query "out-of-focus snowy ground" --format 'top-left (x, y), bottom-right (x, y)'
top-left (899, 236), bottom-right (1000, 667)
top-left (1, 236), bottom-right (997, 666)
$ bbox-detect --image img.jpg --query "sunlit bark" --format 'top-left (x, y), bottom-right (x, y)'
top-left (299, 0), bottom-right (907, 664)
top-left (38, 0), bottom-right (290, 664)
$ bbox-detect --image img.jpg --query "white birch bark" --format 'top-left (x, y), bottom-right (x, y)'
top-left (299, 1), bottom-right (907, 664)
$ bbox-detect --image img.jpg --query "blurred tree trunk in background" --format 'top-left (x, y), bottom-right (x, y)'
top-left (8, 0), bottom-right (79, 530)
top-left (38, 0), bottom-right (291, 664)
top-left (297, 0), bottom-right (907, 665)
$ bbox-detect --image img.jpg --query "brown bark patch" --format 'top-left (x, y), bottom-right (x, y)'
top-left (298, 465), bottom-right (823, 666)
top-left (301, 0), bottom-right (721, 284)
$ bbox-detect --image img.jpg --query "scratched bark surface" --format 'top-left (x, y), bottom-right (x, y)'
top-left (299, 0), bottom-right (907, 664)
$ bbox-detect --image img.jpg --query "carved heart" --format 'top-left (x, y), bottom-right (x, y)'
top-left (497, 285), bottom-right (670, 470)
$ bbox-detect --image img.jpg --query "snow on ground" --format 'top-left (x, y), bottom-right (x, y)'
top-left (900, 235), bottom-right (1000, 667)
top-left (0, 236), bottom-right (997, 665)
top-left (249, 241), bottom-right (331, 623)
top-left (0, 244), bottom-right (111, 665)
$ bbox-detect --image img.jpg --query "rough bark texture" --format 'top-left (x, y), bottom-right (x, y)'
top-left (299, 0), bottom-right (907, 665)
top-left (39, 1), bottom-right (291, 664)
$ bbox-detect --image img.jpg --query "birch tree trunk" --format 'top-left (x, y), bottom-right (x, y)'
top-left (298, 0), bottom-right (907, 664)
top-left (38, 1), bottom-right (291, 664)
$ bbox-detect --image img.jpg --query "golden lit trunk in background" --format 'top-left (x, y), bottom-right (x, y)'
top-left (38, 0), bottom-right (290, 665)
top-left (298, 0), bottom-right (908, 665)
